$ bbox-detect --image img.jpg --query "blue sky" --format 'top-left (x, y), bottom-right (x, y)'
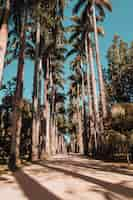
top-left (99, 0), bottom-right (133, 67)
top-left (0, 0), bottom-right (133, 102)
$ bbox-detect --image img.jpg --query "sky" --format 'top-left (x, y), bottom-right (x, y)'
top-left (0, 0), bottom-right (133, 102)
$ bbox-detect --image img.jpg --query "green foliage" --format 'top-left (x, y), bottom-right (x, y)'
top-left (0, 77), bottom-right (16, 97)
top-left (111, 103), bottom-right (133, 131)
top-left (106, 35), bottom-right (133, 103)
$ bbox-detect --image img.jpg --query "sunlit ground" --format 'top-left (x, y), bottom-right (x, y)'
top-left (0, 154), bottom-right (133, 200)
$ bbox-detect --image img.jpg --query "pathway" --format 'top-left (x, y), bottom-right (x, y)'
top-left (0, 154), bottom-right (133, 200)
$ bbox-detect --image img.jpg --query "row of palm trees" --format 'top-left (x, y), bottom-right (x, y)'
top-left (0, 0), bottom-right (67, 169)
top-left (67, 0), bottom-right (112, 154)
top-left (0, 0), bottom-right (112, 169)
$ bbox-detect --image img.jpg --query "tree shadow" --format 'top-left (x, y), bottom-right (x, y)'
top-left (38, 162), bottom-right (133, 199)
top-left (90, 188), bottom-right (122, 200)
top-left (0, 176), bottom-right (14, 184)
top-left (13, 169), bottom-right (63, 200)
top-left (45, 159), bottom-right (133, 177)
top-left (0, 177), bottom-right (9, 181)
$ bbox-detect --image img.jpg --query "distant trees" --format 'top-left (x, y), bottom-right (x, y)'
top-left (106, 35), bottom-right (133, 104)
top-left (104, 35), bottom-right (133, 161)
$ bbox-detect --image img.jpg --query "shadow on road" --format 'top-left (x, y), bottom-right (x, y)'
top-left (38, 161), bottom-right (133, 199)
top-left (0, 177), bottom-right (9, 181)
top-left (44, 159), bottom-right (133, 177)
top-left (13, 169), bottom-right (63, 200)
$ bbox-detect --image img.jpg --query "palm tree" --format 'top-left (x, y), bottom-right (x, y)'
top-left (74, 0), bottom-right (112, 120)
top-left (70, 55), bottom-right (89, 154)
top-left (84, 36), bottom-right (97, 151)
top-left (51, 67), bottom-right (65, 155)
top-left (8, 1), bottom-right (31, 169)
top-left (44, 56), bottom-right (51, 155)
top-left (71, 0), bottom-right (112, 151)
top-left (30, 0), bottom-right (60, 159)
top-left (31, 15), bottom-right (41, 161)
top-left (28, 0), bottom-right (66, 158)
top-left (69, 70), bottom-right (84, 154)
top-left (91, 0), bottom-right (112, 120)
top-left (66, 33), bottom-right (92, 153)
top-left (0, 0), bottom-right (10, 88)
top-left (67, 15), bottom-right (102, 151)
top-left (67, 96), bottom-right (78, 152)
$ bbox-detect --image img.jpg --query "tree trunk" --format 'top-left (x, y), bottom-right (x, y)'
top-left (77, 84), bottom-right (84, 154)
top-left (51, 83), bottom-right (57, 155)
top-left (57, 134), bottom-right (59, 153)
top-left (52, 118), bottom-right (56, 154)
top-left (32, 18), bottom-right (41, 161)
top-left (9, 9), bottom-right (26, 170)
top-left (55, 119), bottom-right (58, 154)
top-left (45, 57), bottom-right (50, 155)
top-left (51, 104), bottom-right (56, 155)
top-left (0, 0), bottom-right (10, 88)
top-left (88, 34), bottom-right (102, 149)
top-left (58, 135), bottom-right (61, 153)
top-left (49, 68), bottom-right (53, 155)
top-left (92, 3), bottom-right (107, 120)
top-left (88, 34), bottom-right (99, 123)
top-left (80, 59), bottom-right (88, 155)
top-left (85, 36), bottom-right (97, 152)
top-left (38, 59), bottom-right (42, 159)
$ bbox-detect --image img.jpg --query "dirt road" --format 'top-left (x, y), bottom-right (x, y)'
top-left (0, 154), bottom-right (133, 200)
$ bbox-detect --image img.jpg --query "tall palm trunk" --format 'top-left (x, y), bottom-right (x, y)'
top-left (92, 2), bottom-right (107, 120)
top-left (49, 66), bottom-right (55, 155)
top-left (0, 0), bottom-right (10, 88)
top-left (80, 59), bottom-right (88, 155)
top-left (77, 84), bottom-right (84, 154)
top-left (51, 116), bottom-right (55, 154)
top-left (87, 34), bottom-right (102, 148)
top-left (58, 134), bottom-right (62, 153)
top-left (51, 95), bottom-right (56, 155)
top-left (45, 57), bottom-right (50, 155)
top-left (40, 68), bottom-right (47, 159)
top-left (88, 35), bottom-right (99, 121)
top-left (9, 9), bottom-right (26, 170)
top-left (38, 59), bottom-right (42, 158)
top-left (32, 17), bottom-right (41, 161)
top-left (80, 59), bottom-right (85, 119)
top-left (49, 66), bottom-right (53, 155)
top-left (54, 118), bottom-right (58, 154)
top-left (85, 36), bottom-right (97, 151)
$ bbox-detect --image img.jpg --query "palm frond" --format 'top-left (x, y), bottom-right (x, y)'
top-left (72, 0), bottom-right (86, 14)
